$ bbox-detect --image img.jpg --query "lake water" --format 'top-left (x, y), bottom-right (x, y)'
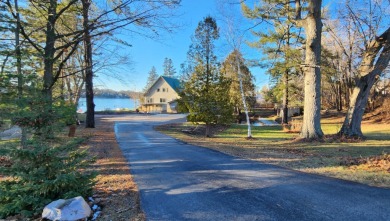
top-left (78, 97), bottom-right (139, 112)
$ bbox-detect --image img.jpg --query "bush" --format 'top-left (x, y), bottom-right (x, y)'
top-left (0, 138), bottom-right (96, 218)
top-left (12, 99), bottom-right (78, 136)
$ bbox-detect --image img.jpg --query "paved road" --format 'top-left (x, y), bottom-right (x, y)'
top-left (115, 114), bottom-right (390, 221)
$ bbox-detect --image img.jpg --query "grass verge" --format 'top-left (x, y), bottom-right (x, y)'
top-left (155, 119), bottom-right (390, 188)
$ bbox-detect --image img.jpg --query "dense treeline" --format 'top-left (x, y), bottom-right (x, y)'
top-left (80, 89), bottom-right (142, 99)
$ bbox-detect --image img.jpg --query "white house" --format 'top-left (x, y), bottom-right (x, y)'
top-left (141, 76), bottom-right (181, 113)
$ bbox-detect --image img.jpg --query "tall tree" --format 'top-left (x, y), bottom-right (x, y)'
top-left (295, 0), bottom-right (324, 139)
top-left (340, 27), bottom-right (390, 137)
top-left (82, 0), bottom-right (181, 127)
top-left (322, 0), bottom-right (390, 138)
top-left (242, 0), bottom-right (324, 139)
top-left (241, 0), bottom-right (303, 125)
top-left (163, 57), bottom-right (176, 77)
top-left (5, 0), bottom-right (83, 137)
top-left (180, 16), bottom-right (233, 137)
top-left (143, 66), bottom-right (159, 92)
top-left (82, 0), bottom-right (95, 128)
top-left (178, 62), bottom-right (192, 83)
top-left (218, 0), bottom-right (254, 138)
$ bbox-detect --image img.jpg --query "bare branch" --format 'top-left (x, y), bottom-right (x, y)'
top-left (51, 40), bottom-right (81, 90)
top-left (295, 0), bottom-right (302, 20)
top-left (55, 0), bottom-right (79, 22)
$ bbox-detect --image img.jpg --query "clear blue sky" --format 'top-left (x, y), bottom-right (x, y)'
top-left (94, 0), bottom-right (269, 92)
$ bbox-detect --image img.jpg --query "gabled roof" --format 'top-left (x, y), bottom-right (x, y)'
top-left (144, 76), bottom-right (181, 95)
top-left (161, 76), bottom-right (181, 93)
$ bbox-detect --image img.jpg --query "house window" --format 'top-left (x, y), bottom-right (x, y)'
top-left (163, 88), bottom-right (166, 92)
top-left (160, 98), bottom-right (166, 103)
top-left (148, 98), bottom-right (153, 103)
top-left (166, 88), bottom-right (168, 92)
top-left (157, 88), bottom-right (160, 92)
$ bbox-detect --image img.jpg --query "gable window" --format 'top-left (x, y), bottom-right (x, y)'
top-left (166, 88), bottom-right (168, 92)
top-left (163, 88), bottom-right (166, 92)
top-left (157, 88), bottom-right (160, 92)
top-left (160, 98), bottom-right (166, 103)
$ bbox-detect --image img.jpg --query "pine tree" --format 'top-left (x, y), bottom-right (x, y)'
top-left (178, 62), bottom-right (192, 83)
top-left (242, 0), bottom-right (304, 125)
top-left (0, 138), bottom-right (96, 218)
top-left (180, 16), bottom-right (233, 137)
top-left (163, 57), bottom-right (176, 77)
top-left (144, 66), bottom-right (159, 92)
top-left (242, 0), bottom-right (324, 139)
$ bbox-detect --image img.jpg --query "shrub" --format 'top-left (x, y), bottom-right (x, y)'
top-left (0, 138), bottom-right (96, 218)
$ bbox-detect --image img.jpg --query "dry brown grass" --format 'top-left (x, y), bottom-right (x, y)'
top-left (77, 117), bottom-right (145, 221)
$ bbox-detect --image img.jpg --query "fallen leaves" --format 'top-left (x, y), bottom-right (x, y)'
top-left (77, 117), bottom-right (145, 221)
top-left (340, 153), bottom-right (390, 173)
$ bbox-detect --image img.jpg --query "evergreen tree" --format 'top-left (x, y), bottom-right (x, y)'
top-left (144, 66), bottom-right (159, 92)
top-left (242, 0), bottom-right (304, 125)
top-left (178, 62), bottom-right (192, 83)
top-left (163, 57), bottom-right (176, 77)
top-left (179, 16), bottom-right (233, 137)
top-left (242, 0), bottom-right (324, 139)
top-left (0, 138), bottom-right (96, 218)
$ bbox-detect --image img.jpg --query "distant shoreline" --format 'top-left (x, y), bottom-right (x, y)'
top-left (80, 95), bottom-right (131, 99)
top-left (78, 97), bottom-right (139, 112)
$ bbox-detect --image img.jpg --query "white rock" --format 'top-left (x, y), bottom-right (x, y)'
top-left (42, 196), bottom-right (92, 221)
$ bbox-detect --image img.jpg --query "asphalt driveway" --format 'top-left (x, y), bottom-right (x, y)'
top-left (115, 114), bottom-right (390, 221)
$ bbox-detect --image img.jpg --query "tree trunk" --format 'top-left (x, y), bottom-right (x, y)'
top-left (337, 81), bottom-right (342, 111)
top-left (82, 0), bottom-right (95, 128)
top-left (43, 0), bottom-right (57, 104)
top-left (15, 0), bottom-right (22, 99)
top-left (282, 21), bottom-right (292, 125)
top-left (39, 0), bottom-right (57, 137)
top-left (299, 0), bottom-right (324, 139)
top-left (339, 28), bottom-right (390, 138)
top-left (205, 123), bottom-right (211, 137)
top-left (282, 70), bottom-right (289, 124)
top-left (14, 0), bottom-right (27, 147)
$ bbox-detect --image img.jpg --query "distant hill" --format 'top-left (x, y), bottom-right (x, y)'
top-left (80, 89), bottom-right (142, 99)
